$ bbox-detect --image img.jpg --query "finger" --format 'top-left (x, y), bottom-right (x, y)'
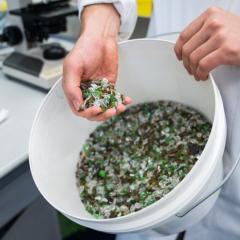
top-left (182, 56), bottom-right (193, 75)
top-left (79, 106), bottom-right (103, 118)
top-left (175, 12), bottom-right (206, 60)
top-left (86, 114), bottom-right (104, 122)
top-left (67, 98), bottom-right (80, 116)
top-left (189, 35), bottom-right (219, 76)
top-left (123, 96), bottom-right (132, 105)
top-left (92, 108), bottom-right (117, 122)
top-left (63, 54), bottom-right (83, 111)
top-left (182, 26), bottom-right (210, 74)
top-left (195, 49), bottom-right (224, 80)
top-left (102, 108), bottom-right (117, 121)
top-left (116, 104), bottom-right (126, 114)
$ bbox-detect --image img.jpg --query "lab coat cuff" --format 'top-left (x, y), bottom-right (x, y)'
top-left (78, 0), bottom-right (137, 41)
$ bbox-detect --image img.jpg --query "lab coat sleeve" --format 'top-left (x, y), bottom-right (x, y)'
top-left (78, 0), bottom-right (138, 40)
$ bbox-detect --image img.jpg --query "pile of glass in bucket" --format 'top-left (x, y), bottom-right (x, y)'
top-left (76, 97), bottom-right (212, 218)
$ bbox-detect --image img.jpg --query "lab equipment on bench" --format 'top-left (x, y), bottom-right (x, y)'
top-left (0, 0), bottom-right (77, 90)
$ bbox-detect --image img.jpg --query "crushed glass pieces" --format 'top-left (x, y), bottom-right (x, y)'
top-left (78, 78), bottom-right (124, 112)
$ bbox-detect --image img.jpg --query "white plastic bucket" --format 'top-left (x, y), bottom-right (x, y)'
top-left (29, 39), bottom-right (226, 235)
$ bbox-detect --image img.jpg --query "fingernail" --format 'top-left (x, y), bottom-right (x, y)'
top-left (188, 68), bottom-right (193, 75)
top-left (194, 76), bottom-right (199, 81)
top-left (73, 100), bottom-right (81, 111)
top-left (177, 53), bottom-right (182, 61)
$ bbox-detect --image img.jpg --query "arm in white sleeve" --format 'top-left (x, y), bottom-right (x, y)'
top-left (78, 0), bottom-right (138, 40)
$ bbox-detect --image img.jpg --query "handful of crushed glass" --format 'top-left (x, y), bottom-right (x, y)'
top-left (78, 78), bottom-right (124, 112)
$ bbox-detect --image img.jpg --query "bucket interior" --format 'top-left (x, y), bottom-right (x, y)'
top-left (29, 39), bottom-right (215, 220)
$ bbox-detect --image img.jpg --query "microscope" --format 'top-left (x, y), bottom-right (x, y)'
top-left (0, 0), bottom-right (78, 90)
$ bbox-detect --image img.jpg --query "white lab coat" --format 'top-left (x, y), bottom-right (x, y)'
top-left (117, 0), bottom-right (240, 240)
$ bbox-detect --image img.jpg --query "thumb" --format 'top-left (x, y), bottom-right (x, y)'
top-left (63, 56), bottom-right (83, 112)
top-left (104, 39), bottom-right (118, 85)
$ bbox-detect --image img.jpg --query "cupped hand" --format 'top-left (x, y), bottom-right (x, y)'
top-left (63, 4), bottom-right (132, 121)
top-left (175, 7), bottom-right (240, 80)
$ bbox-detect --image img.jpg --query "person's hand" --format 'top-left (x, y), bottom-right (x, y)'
top-left (175, 7), bottom-right (240, 80)
top-left (63, 4), bottom-right (132, 121)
